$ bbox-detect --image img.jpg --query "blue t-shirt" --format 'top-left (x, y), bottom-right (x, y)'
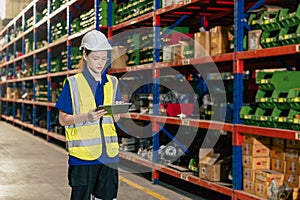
top-left (55, 68), bottom-right (122, 165)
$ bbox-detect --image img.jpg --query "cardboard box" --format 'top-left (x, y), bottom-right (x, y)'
top-left (199, 150), bottom-right (231, 182)
top-left (199, 151), bottom-right (221, 181)
top-left (272, 138), bottom-right (285, 148)
top-left (271, 158), bottom-right (286, 174)
top-left (194, 31), bottom-right (210, 57)
top-left (162, 0), bottom-right (181, 7)
top-left (14, 88), bottom-right (22, 100)
top-left (243, 179), bottom-right (254, 194)
top-left (271, 147), bottom-right (285, 160)
top-left (243, 134), bottom-right (270, 145)
top-left (248, 30), bottom-right (262, 50)
top-left (242, 156), bottom-right (270, 170)
top-left (111, 46), bottom-right (128, 69)
top-left (163, 44), bottom-right (181, 62)
top-left (286, 140), bottom-right (300, 149)
top-left (285, 149), bottom-right (300, 162)
top-left (286, 161), bottom-right (300, 175)
top-left (163, 45), bottom-right (173, 62)
top-left (254, 181), bottom-right (268, 199)
top-left (242, 143), bottom-right (270, 157)
top-left (179, 39), bottom-right (193, 59)
top-left (243, 168), bottom-right (255, 181)
top-left (285, 174), bottom-right (300, 188)
top-left (255, 170), bottom-right (284, 186)
top-left (210, 26), bottom-right (229, 56)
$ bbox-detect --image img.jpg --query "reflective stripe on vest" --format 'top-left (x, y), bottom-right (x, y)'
top-left (65, 73), bottom-right (119, 160)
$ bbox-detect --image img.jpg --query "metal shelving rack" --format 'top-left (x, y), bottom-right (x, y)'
top-left (1, 0), bottom-right (300, 200)
top-left (0, 0), bottom-right (106, 140)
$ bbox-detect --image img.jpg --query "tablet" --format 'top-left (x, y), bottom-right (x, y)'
top-left (96, 103), bottom-right (132, 114)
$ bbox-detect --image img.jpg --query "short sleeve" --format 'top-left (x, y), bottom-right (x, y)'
top-left (55, 81), bottom-right (73, 114)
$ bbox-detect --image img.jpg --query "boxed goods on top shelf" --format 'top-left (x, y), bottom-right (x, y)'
top-left (51, 0), bottom-right (67, 13)
top-left (71, 2), bottom-right (115, 34)
top-left (116, 0), bottom-right (153, 24)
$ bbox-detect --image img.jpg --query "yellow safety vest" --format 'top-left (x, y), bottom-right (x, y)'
top-left (65, 73), bottom-right (119, 160)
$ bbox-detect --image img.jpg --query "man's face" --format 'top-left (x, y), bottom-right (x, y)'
top-left (85, 50), bottom-right (108, 74)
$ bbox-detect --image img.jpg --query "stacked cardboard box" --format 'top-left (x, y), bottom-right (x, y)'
top-left (199, 149), bottom-right (231, 182)
top-left (242, 134), bottom-right (271, 195)
top-left (284, 140), bottom-right (300, 199)
top-left (243, 136), bottom-right (300, 199)
top-left (254, 169), bottom-right (284, 199)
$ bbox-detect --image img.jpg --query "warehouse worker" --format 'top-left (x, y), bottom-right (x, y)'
top-left (55, 30), bottom-right (122, 200)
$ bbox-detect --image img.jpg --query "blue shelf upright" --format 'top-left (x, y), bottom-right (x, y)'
top-left (232, 0), bottom-right (244, 192)
top-left (95, 0), bottom-right (101, 30)
top-left (152, 0), bottom-right (161, 185)
top-left (47, 0), bottom-right (53, 140)
top-left (12, 22), bottom-right (17, 120)
top-left (21, 13), bottom-right (26, 124)
top-left (67, 5), bottom-right (72, 71)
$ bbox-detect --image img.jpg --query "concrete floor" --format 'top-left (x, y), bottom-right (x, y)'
top-left (0, 121), bottom-right (201, 200)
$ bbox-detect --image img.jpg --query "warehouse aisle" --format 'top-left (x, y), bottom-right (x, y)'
top-left (0, 122), bottom-right (201, 200)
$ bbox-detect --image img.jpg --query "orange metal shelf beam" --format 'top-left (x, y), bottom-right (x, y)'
top-left (112, 12), bottom-right (154, 31)
top-left (237, 44), bottom-right (300, 60)
top-left (236, 124), bottom-right (300, 141)
top-left (121, 113), bottom-right (233, 131)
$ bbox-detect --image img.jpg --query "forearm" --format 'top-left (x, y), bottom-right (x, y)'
top-left (59, 111), bottom-right (88, 126)
top-left (59, 109), bottom-right (107, 126)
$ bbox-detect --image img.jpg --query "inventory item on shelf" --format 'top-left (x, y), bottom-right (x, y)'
top-left (120, 137), bottom-right (137, 152)
top-left (199, 149), bottom-right (231, 182)
top-left (241, 71), bottom-right (300, 130)
top-left (194, 30), bottom-right (210, 57)
top-left (111, 46), bottom-right (128, 69)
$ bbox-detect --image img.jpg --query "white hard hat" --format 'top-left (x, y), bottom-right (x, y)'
top-left (79, 30), bottom-right (112, 51)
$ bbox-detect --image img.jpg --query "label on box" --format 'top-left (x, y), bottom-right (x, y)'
top-left (243, 156), bottom-right (270, 170)
top-left (286, 161), bottom-right (300, 175)
top-left (271, 147), bottom-right (285, 160)
top-left (271, 159), bottom-right (286, 174)
top-left (286, 140), bottom-right (300, 149)
top-left (285, 174), bottom-right (300, 188)
top-left (242, 143), bottom-right (270, 157)
top-left (254, 182), bottom-right (268, 199)
top-left (243, 168), bottom-right (255, 181)
top-left (255, 170), bottom-right (284, 186)
top-left (243, 179), bottom-right (254, 194)
top-left (272, 138), bottom-right (285, 148)
top-left (285, 149), bottom-right (300, 162)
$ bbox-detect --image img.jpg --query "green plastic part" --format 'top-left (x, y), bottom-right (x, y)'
top-left (287, 88), bottom-right (300, 110)
top-left (240, 105), bottom-right (257, 125)
top-left (280, 4), bottom-right (300, 27)
top-left (255, 90), bottom-right (274, 109)
top-left (278, 24), bottom-right (300, 46)
top-left (272, 90), bottom-right (290, 110)
top-left (254, 107), bottom-right (274, 127)
top-left (248, 13), bottom-right (262, 30)
top-left (260, 29), bottom-right (281, 48)
top-left (259, 9), bottom-right (288, 31)
top-left (256, 71), bottom-right (274, 90)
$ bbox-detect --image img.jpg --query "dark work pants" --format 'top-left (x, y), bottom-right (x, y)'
top-left (68, 163), bottom-right (119, 200)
